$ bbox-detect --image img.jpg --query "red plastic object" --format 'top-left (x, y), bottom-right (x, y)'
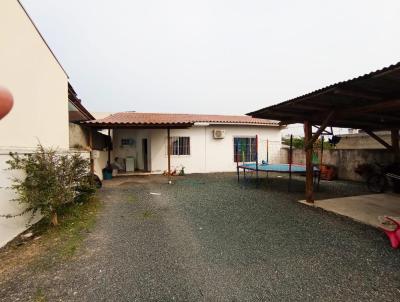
top-left (380, 216), bottom-right (400, 249)
top-left (320, 165), bottom-right (337, 181)
top-left (0, 86), bottom-right (14, 119)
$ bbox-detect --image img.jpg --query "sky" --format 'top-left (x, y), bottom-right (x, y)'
top-left (21, 0), bottom-right (400, 115)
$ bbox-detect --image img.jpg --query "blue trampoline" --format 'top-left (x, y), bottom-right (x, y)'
top-left (238, 163), bottom-right (319, 173)
top-left (236, 162), bottom-right (320, 190)
top-left (235, 134), bottom-right (322, 191)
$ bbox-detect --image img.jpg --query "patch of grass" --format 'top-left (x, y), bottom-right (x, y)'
top-left (53, 198), bottom-right (101, 259)
top-left (142, 210), bottom-right (154, 219)
top-left (126, 195), bottom-right (137, 203)
top-left (0, 197), bottom-right (102, 282)
top-left (34, 288), bottom-right (47, 302)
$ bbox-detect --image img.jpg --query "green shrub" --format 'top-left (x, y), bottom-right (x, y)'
top-left (4, 144), bottom-right (95, 226)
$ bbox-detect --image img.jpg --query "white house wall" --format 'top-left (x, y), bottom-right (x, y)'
top-left (150, 127), bottom-right (207, 174)
top-left (0, 0), bottom-right (69, 149)
top-left (113, 129), bottom-right (150, 171)
top-left (0, 0), bottom-right (69, 247)
top-left (113, 126), bottom-right (281, 174)
top-left (203, 125), bottom-right (282, 173)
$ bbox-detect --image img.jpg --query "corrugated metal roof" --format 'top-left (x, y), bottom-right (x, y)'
top-left (83, 112), bottom-right (279, 127)
top-left (248, 61), bottom-right (400, 130)
top-left (249, 61), bottom-right (400, 116)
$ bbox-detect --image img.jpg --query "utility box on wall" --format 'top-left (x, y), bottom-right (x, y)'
top-left (213, 129), bottom-right (225, 139)
top-left (91, 150), bottom-right (100, 159)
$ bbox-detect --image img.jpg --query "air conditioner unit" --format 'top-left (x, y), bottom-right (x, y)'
top-left (213, 129), bottom-right (225, 139)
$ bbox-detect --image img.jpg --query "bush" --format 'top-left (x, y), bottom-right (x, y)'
top-left (4, 144), bottom-right (95, 226)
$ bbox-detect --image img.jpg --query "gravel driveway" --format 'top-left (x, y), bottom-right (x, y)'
top-left (1, 173), bottom-right (400, 301)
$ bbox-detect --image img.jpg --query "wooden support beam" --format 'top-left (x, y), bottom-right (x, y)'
top-left (340, 99), bottom-right (400, 116)
top-left (167, 128), bottom-right (171, 176)
top-left (304, 111), bottom-right (335, 150)
top-left (391, 129), bottom-right (400, 161)
top-left (363, 113), bottom-right (400, 123)
top-left (89, 129), bottom-right (94, 182)
top-left (313, 125), bottom-right (333, 135)
top-left (304, 121), bottom-right (314, 203)
top-left (107, 129), bottom-right (111, 164)
top-left (364, 130), bottom-right (393, 151)
top-left (286, 103), bottom-right (328, 111)
top-left (333, 88), bottom-right (383, 101)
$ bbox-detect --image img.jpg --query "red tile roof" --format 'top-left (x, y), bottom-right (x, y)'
top-left (83, 112), bottom-right (279, 127)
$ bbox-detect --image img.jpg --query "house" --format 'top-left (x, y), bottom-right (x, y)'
top-left (0, 0), bottom-right (100, 247)
top-left (83, 112), bottom-right (282, 174)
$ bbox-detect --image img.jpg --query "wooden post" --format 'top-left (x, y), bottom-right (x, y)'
top-left (107, 128), bottom-right (111, 164)
top-left (391, 129), bottom-right (400, 161)
top-left (89, 129), bottom-right (94, 183)
top-left (304, 121), bottom-right (314, 203)
top-left (167, 128), bottom-right (171, 176)
top-left (288, 134), bottom-right (293, 191)
top-left (318, 136), bottom-right (324, 189)
top-left (255, 134), bottom-right (259, 185)
top-left (235, 139), bottom-right (240, 182)
top-left (304, 110), bottom-right (335, 150)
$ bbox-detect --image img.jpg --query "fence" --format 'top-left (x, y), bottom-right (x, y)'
top-left (280, 148), bottom-right (395, 181)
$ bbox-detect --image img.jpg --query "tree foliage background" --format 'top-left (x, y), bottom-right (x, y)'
top-left (282, 136), bottom-right (333, 150)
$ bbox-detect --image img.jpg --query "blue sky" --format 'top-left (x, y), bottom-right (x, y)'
top-left (21, 0), bottom-right (400, 115)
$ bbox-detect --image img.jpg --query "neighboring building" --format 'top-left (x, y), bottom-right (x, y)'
top-left (0, 0), bottom-right (97, 247)
top-left (92, 112), bottom-right (115, 119)
top-left (84, 112), bottom-right (282, 174)
top-left (336, 131), bottom-right (391, 149)
top-left (68, 84), bottom-right (108, 151)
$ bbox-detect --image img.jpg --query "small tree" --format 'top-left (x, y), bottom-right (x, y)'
top-left (4, 144), bottom-right (95, 226)
top-left (282, 136), bottom-right (333, 150)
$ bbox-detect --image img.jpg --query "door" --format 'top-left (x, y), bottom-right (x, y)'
top-left (142, 138), bottom-right (148, 171)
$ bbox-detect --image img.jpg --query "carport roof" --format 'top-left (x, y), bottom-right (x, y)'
top-left (82, 112), bottom-right (280, 129)
top-left (248, 62), bottom-right (400, 130)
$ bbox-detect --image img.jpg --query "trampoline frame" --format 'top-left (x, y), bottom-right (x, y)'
top-left (235, 134), bottom-right (321, 191)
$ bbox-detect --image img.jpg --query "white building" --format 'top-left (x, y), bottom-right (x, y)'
top-left (0, 0), bottom-right (282, 248)
top-left (84, 112), bottom-right (282, 174)
top-left (0, 0), bottom-right (97, 247)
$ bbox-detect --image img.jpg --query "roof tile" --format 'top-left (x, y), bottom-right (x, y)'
top-left (84, 112), bottom-right (279, 126)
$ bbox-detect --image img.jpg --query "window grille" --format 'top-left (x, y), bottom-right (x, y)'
top-left (169, 136), bottom-right (190, 155)
top-left (234, 137), bottom-right (256, 162)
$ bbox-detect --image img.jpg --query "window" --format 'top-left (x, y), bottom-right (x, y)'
top-left (234, 137), bottom-right (256, 162)
top-left (170, 136), bottom-right (190, 155)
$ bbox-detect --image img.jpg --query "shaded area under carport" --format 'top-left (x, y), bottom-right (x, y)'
top-left (300, 193), bottom-right (400, 229)
top-left (249, 62), bottom-right (400, 202)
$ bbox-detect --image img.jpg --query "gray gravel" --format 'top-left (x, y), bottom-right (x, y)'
top-left (1, 173), bottom-right (400, 301)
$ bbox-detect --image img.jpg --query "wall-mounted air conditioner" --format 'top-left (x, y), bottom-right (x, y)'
top-left (213, 129), bottom-right (225, 139)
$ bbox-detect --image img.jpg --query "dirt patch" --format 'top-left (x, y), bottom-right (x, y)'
top-left (103, 174), bottom-right (188, 188)
top-left (0, 197), bottom-right (102, 284)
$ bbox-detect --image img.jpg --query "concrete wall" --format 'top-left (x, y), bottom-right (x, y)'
top-left (0, 149), bottom-right (106, 247)
top-left (69, 123), bottom-right (109, 152)
top-left (113, 125), bottom-right (281, 174)
top-left (0, 152), bottom-right (41, 247)
top-left (0, 0), bottom-right (69, 247)
top-left (93, 150), bottom-right (108, 181)
top-left (69, 123), bottom-right (89, 150)
top-left (284, 148), bottom-right (395, 181)
top-left (336, 131), bottom-right (392, 149)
